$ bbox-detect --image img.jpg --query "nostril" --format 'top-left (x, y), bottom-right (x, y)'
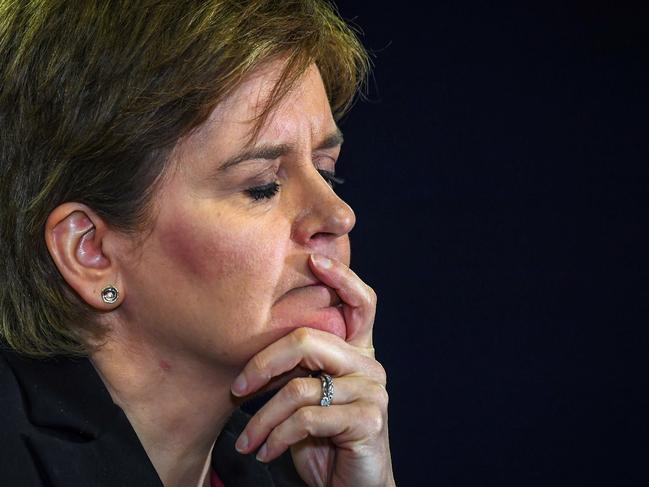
top-left (310, 231), bottom-right (338, 241)
top-left (291, 190), bottom-right (356, 243)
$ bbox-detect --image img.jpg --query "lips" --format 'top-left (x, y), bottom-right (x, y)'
top-left (281, 284), bottom-right (341, 307)
top-left (273, 283), bottom-right (346, 339)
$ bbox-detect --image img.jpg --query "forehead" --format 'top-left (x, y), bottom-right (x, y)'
top-left (192, 61), bottom-right (335, 151)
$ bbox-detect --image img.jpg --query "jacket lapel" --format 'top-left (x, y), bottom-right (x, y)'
top-left (213, 409), bottom-right (275, 486)
top-left (3, 351), bottom-right (162, 486)
top-left (214, 409), bottom-right (306, 487)
top-left (3, 350), bottom-right (303, 486)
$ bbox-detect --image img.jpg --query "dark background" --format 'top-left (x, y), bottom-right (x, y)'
top-left (331, 1), bottom-right (647, 485)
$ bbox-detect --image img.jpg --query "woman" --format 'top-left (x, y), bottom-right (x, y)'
top-left (0, 1), bottom-right (394, 486)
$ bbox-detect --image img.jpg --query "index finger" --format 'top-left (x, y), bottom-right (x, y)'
top-left (231, 327), bottom-right (385, 398)
top-left (309, 254), bottom-right (377, 351)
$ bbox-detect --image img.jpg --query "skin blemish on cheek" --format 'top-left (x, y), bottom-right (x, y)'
top-left (159, 360), bottom-right (172, 371)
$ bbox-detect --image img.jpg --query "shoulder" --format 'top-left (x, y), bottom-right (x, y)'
top-left (0, 346), bottom-right (162, 486)
top-left (0, 347), bottom-right (34, 434)
top-left (0, 347), bottom-right (49, 484)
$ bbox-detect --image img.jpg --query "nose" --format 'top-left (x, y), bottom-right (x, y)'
top-left (291, 169), bottom-right (356, 246)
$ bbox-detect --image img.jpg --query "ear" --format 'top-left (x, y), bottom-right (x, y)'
top-left (45, 203), bottom-right (124, 310)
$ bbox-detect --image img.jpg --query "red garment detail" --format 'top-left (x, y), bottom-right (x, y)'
top-left (210, 469), bottom-right (225, 487)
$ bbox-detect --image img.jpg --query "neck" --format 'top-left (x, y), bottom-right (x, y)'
top-left (90, 337), bottom-right (240, 487)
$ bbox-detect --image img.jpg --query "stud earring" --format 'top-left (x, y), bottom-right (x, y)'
top-left (101, 285), bottom-right (119, 304)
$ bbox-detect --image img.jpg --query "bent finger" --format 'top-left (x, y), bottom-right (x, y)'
top-left (231, 327), bottom-right (385, 398)
top-left (309, 254), bottom-right (377, 351)
top-left (255, 402), bottom-right (386, 463)
top-left (236, 376), bottom-right (387, 454)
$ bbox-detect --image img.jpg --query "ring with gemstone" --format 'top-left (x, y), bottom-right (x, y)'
top-left (319, 373), bottom-right (334, 407)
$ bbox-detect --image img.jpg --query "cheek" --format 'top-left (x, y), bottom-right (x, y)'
top-left (158, 220), bottom-right (233, 279)
top-left (156, 213), bottom-right (284, 294)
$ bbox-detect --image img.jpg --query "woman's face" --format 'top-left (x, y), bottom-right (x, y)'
top-left (115, 62), bottom-right (355, 369)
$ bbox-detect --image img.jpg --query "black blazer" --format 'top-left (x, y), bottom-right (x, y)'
top-left (0, 347), bottom-right (305, 486)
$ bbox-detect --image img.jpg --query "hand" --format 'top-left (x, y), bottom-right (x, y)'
top-left (230, 254), bottom-right (395, 486)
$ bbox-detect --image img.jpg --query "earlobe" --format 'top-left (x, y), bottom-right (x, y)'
top-left (45, 203), bottom-right (123, 310)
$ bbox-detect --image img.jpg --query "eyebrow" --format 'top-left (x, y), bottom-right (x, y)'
top-left (217, 128), bottom-right (344, 173)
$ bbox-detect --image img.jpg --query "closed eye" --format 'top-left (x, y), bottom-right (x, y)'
top-left (318, 169), bottom-right (345, 189)
top-left (244, 181), bottom-right (281, 201)
top-left (244, 169), bottom-right (344, 202)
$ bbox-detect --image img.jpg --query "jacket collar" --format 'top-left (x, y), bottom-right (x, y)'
top-left (3, 348), bottom-right (162, 486)
top-left (1, 348), bottom-right (291, 486)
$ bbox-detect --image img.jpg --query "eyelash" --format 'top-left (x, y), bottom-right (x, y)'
top-left (244, 170), bottom-right (345, 202)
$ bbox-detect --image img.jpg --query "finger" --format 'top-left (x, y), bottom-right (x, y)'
top-left (254, 402), bottom-right (386, 463)
top-left (231, 327), bottom-right (385, 397)
top-left (243, 365), bottom-right (311, 400)
top-left (235, 376), bottom-right (386, 454)
top-left (309, 254), bottom-right (377, 350)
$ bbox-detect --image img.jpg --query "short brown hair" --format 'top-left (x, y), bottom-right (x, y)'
top-left (0, 0), bottom-right (369, 357)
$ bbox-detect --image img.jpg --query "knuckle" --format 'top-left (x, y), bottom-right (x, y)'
top-left (371, 384), bottom-right (389, 409)
top-left (283, 377), bottom-right (311, 402)
top-left (371, 361), bottom-right (388, 386)
top-left (265, 431), bottom-right (285, 453)
top-left (379, 365), bottom-right (388, 385)
top-left (295, 406), bottom-right (316, 427)
top-left (250, 354), bottom-right (269, 375)
top-left (366, 286), bottom-right (378, 306)
top-left (249, 412), bottom-right (266, 432)
top-left (360, 404), bottom-right (385, 436)
top-left (291, 327), bottom-right (313, 347)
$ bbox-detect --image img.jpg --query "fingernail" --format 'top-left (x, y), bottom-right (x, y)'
top-left (311, 254), bottom-right (332, 269)
top-left (232, 375), bottom-right (247, 396)
top-left (235, 433), bottom-right (249, 453)
top-left (256, 443), bottom-right (268, 462)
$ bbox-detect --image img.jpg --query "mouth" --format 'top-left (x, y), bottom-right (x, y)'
top-left (273, 283), bottom-right (346, 339)
top-left (288, 283), bottom-right (341, 307)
